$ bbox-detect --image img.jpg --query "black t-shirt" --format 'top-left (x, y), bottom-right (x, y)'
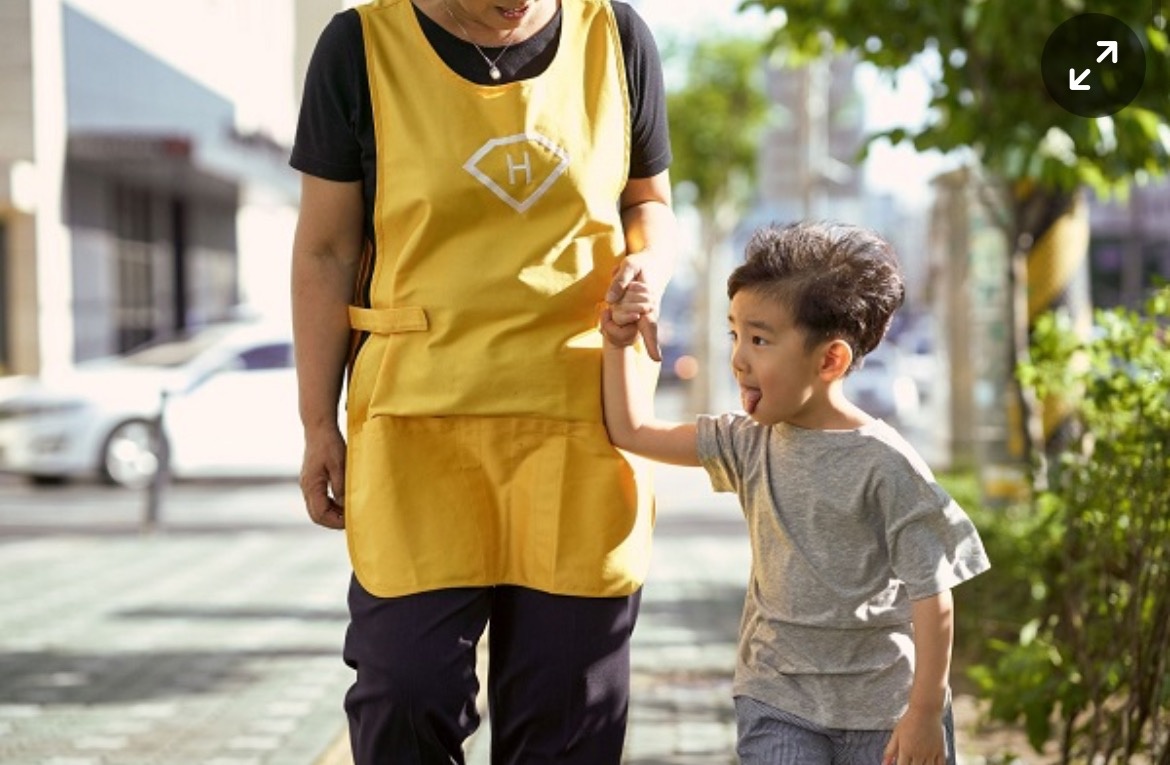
top-left (290, 1), bottom-right (672, 217)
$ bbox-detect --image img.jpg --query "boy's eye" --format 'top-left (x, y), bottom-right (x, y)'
top-left (728, 330), bottom-right (738, 341)
top-left (751, 336), bottom-right (768, 346)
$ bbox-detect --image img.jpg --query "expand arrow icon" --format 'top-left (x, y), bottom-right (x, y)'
top-left (1069, 68), bottom-right (1091, 90)
top-left (1097, 40), bottom-right (1118, 63)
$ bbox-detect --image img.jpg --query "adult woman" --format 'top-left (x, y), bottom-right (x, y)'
top-left (289, 0), bottom-right (677, 762)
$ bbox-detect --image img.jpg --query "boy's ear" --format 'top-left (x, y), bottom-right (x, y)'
top-left (819, 339), bottom-right (853, 381)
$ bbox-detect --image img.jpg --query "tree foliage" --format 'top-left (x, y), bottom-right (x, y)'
top-left (665, 34), bottom-right (771, 410)
top-left (666, 35), bottom-right (771, 219)
top-left (739, 0), bottom-right (1170, 198)
top-left (740, 0), bottom-right (1169, 477)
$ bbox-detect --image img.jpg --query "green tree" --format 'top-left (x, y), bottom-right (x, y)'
top-left (666, 35), bottom-right (770, 410)
top-left (741, 0), bottom-right (1170, 481)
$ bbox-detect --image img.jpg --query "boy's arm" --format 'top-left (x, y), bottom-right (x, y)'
top-left (883, 590), bottom-right (953, 765)
top-left (601, 335), bottom-right (700, 467)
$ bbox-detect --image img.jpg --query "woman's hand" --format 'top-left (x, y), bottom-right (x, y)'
top-left (300, 422), bottom-right (347, 530)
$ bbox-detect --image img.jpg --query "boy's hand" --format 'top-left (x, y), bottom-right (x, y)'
top-left (602, 281), bottom-right (655, 348)
top-left (883, 707), bottom-right (946, 765)
top-left (609, 281), bottom-right (655, 324)
top-left (600, 307), bottom-right (642, 348)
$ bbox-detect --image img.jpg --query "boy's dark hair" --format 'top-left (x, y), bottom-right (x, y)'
top-left (727, 220), bottom-right (905, 370)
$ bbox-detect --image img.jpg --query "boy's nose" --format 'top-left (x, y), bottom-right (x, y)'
top-left (730, 344), bottom-right (747, 373)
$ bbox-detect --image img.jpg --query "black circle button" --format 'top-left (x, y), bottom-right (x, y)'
top-left (1041, 13), bottom-right (1146, 117)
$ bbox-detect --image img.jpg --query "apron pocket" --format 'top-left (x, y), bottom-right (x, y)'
top-left (345, 416), bottom-right (493, 597)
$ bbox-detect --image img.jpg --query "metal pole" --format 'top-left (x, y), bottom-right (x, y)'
top-left (143, 389), bottom-right (169, 532)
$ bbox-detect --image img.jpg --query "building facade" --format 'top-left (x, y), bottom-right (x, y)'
top-left (0, 0), bottom-right (328, 378)
top-left (1089, 182), bottom-right (1170, 309)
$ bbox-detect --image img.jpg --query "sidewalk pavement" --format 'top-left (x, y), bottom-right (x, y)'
top-left (0, 396), bottom-right (1005, 764)
top-left (0, 462), bottom-right (748, 765)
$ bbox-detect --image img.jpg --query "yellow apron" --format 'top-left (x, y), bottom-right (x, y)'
top-left (345, 0), bottom-right (655, 598)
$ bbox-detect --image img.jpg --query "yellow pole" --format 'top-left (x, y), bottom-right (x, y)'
top-left (1025, 190), bottom-right (1092, 447)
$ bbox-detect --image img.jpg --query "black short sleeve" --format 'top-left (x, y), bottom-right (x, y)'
top-left (612, 3), bottom-right (672, 178)
top-left (290, 11), bottom-right (366, 182)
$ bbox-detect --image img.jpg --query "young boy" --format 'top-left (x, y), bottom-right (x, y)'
top-left (601, 220), bottom-right (990, 765)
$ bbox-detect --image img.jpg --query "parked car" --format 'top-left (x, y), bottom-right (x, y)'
top-left (0, 321), bottom-right (306, 489)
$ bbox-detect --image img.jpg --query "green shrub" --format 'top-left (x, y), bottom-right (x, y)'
top-left (940, 473), bottom-right (1058, 673)
top-left (967, 286), bottom-right (1170, 762)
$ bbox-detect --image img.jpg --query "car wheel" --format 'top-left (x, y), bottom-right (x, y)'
top-left (100, 419), bottom-right (167, 489)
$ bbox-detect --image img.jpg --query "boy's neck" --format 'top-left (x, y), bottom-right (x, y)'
top-left (782, 385), bottom-right (872, 431)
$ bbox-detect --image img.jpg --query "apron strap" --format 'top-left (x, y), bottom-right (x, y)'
top-left (349, 305), bottom-right (429, 334)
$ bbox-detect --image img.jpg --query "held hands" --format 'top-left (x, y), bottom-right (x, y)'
top-left (300, 422), bottom-right (347, 530)
top-left (604, 251), bottom-right (666, 358)
top-left (882, 706), bottom-right (947, 765)
top-left (601, 280), bottom-right (656, 350)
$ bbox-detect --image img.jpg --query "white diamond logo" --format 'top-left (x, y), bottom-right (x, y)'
top-left (464, 133), bottom-right (570, 213)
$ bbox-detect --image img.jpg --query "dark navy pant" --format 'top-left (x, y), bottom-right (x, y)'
top-left (342, 577), bottom-right (641, 765)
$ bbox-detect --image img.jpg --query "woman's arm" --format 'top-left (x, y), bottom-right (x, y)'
top-left (608, 170), bottom-right (679, 361)
top-left (290, 174), bottom-right (364, 529)
top-left (883, 589), bottom-right (954, 765)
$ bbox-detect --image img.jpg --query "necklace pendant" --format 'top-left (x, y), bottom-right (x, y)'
top-left (489, 65), bottom-right (502, 81)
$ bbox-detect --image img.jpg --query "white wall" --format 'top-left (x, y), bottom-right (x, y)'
top-left (64, 0), bottom-right (304, 325)
top-left (64, 0), bottom-right (298, 144)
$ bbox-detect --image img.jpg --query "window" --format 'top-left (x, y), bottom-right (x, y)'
top-left (114, 186), bottom-right (156, 353)
top-left (237, 343), bottom-right (294, 371)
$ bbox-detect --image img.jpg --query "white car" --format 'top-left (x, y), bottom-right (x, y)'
top-left (0, 322), bottom-right (306, 489)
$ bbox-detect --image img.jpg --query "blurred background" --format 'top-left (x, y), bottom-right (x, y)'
top-left (1, 0), bottom-right (1165, 496)
top-left (0, 2), bottom-right (1168, 763)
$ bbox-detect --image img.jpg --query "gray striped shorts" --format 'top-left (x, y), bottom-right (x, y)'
top-left (734, 696), bottom-right (957, 765)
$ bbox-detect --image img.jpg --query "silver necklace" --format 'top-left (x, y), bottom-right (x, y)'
top-left (442, 0), bottom-right (519, 81)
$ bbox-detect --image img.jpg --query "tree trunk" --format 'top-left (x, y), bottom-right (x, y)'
top-left (1006, 184), bottom-right (1092, 490)
top-left (689, 219), bottom-right (714, 417)
top-left (690, 215), bottom-right (721, 415)
top-left (689, 203), bottom-right (737, 416)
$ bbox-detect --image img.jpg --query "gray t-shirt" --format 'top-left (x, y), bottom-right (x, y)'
top-left (697, 413), bottom-right (991, 730)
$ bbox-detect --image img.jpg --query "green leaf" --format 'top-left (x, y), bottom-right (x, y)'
top-left (746, 0), bottom-right (1170, 187)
